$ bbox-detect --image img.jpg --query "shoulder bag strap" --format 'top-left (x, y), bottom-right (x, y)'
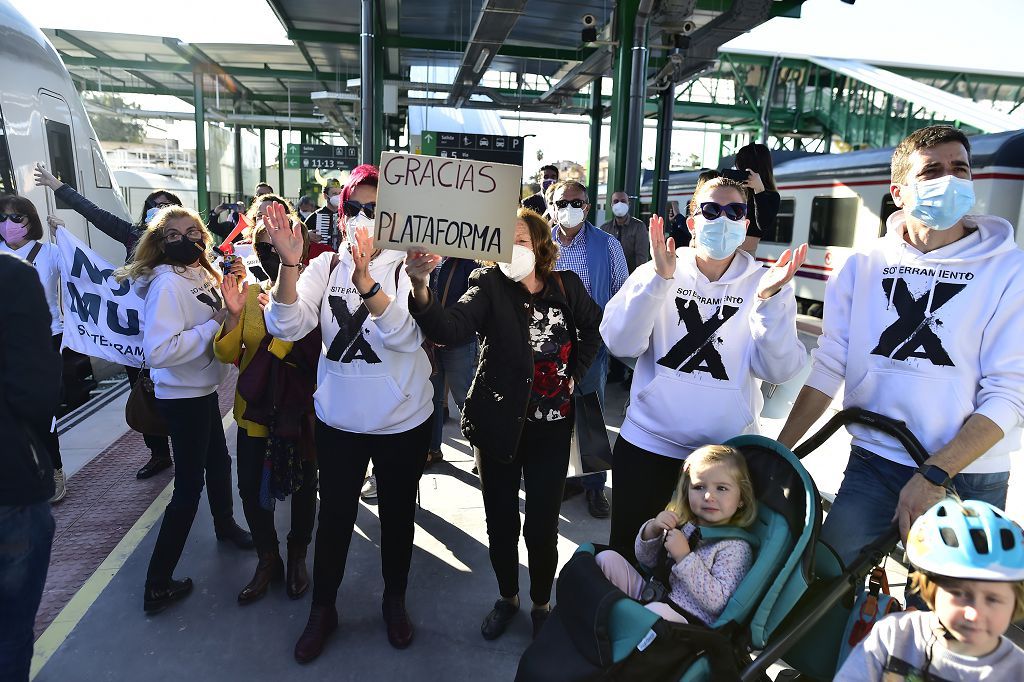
top-left (26, 241), bottom-right (42, 266)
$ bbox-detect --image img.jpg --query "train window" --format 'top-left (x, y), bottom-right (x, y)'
top-left (0, 106), bottom-right (15, 194)
top-left (879, 194), bottom-right (898, 236)
top-left (809, 196), bottom-right (859, 248)
top-left (91, 140), bottom-right (112, 189)
top-left (45, 119), bottom-right (77, 209)
top-left (763, 198), bottom-right (795, 243)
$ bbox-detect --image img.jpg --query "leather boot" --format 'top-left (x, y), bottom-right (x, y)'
top-left (286, 541), bottom-right (310, 600)
top-left (294, 604), bottom-right (338, 664)
top-left (382, 593), bottom-right (414, 649)
top-left (237, 550), bottom-right (283, 605)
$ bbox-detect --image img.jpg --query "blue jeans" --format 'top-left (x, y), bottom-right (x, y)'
top-left (0, 501), bottom-right (55, 682)
top-left (429, 341), bottom-right (478, 452)
top-left (820, 446), bottom-right (1010, 567)
top-left (577, 346), bottom-right (609, 491)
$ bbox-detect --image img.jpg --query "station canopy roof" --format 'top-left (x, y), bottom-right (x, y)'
top-left (46, 0), bottom-right (811, 135)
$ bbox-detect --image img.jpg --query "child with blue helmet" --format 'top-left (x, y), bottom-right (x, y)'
top-left (836, 499), bottom-right (1024, 681)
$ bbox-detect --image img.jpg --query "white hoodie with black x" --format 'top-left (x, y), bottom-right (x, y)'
top-left (808, 212), bottom-right (1024, 473)
top-left (602, 248), bottom-right (807, 460)
top-left (264, 248), bottom-right (433, 435)
top-left (138, 264), bottom-right (228, 399)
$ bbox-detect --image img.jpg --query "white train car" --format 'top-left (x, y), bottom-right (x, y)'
top-left (643, 130), bottom-right (1024, 315)
top-left (114, 170), bottom-right (199, 217)
top-left (0, 0), bottom-right (131, 266)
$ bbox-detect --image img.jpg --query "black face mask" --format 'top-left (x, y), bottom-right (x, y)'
top-left (254, 241), bottom-right (280, 283)
top-left (164, 237), bottom-right (204, 266)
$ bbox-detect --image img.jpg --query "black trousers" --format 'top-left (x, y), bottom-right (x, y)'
top-left (236, 429), bottom-right (318, 553)
top-left (310, 417), bottom-right (431, 606)
top-left (608, 437), bottom-right (683, 557)
top-left (476, 418), bottom-right (572, 605)
top-left (124, 365), bottom-right (171, 459)
top-left (146, 392), bottom-right (235, 586)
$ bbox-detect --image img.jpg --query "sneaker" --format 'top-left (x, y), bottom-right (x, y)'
top-left (50, 468), bottom-right (67, 504)
top-left (361, 475), bottom-right (378, 500)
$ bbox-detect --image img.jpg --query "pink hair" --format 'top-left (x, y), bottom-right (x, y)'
top-left (339, 164), bottom-right (380, 218)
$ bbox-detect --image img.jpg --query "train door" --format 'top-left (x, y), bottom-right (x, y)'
top-left (38, 90), bottom-right (89, 245)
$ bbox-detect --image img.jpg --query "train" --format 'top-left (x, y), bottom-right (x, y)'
top-left (641, 130), bottom-right (1024, 315)
top-left (0, 0), bottom-right (132, 266)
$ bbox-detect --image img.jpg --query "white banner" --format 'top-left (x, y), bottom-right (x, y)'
top-left (225, 242), bottom-right (271, 285)
top-left (53, 227), bottom-right (146, 367)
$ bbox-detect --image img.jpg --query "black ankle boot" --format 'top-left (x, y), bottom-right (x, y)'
top-left (214, 518), bottom-right (254, 550)
top-left (238, 550), bottom-right (284, 604)
top-left (144, 577), bottom-right (193, 614)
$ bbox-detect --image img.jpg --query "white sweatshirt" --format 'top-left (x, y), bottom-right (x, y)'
top-left (0, 240), bottom-right (63, 335)
top-left (602, 248), bottom-right (806, 459)
top-left (807, 213), bottom-right (1024, 473)
top-left (264, 248), bottom-right (433, 435)
top-left (137, 264), bottom-right (227, 399)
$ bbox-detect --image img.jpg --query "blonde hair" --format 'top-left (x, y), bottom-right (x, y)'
top-left (665, 445), bottom-right (758, 528)
top-left (910, 571), bottom-right (1024, 623)
top-left (687, 177), bottom-right (747, 217)
top-left (115, 206), bottom-right (220, 283)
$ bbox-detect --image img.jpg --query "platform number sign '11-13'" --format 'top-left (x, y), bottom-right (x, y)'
top-left (284, 144), bottom-right (358, 170)
top-left (420, 131), bottom-right (525, 166)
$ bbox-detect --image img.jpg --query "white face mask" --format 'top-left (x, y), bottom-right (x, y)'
top-left (346, 213), bottom-right (374, 246)
top-left (611, 201), bottom-right (629, 218)
top-left (299, 210), bottom-right (313, 220)
top-left (328, 195), bottom-right (341, 209)
top-left (556, 206), bottom-right (585, 229)
top-left (498, 244), bottom-right (536, 282)
top-left (694, 216), bottom-right (747, 261)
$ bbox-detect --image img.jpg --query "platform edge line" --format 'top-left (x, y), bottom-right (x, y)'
top-left (30, 412), bottom-right (235, 679)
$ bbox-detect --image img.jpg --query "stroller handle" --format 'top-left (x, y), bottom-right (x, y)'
top-left (792, 407), bottom-right (929, 467)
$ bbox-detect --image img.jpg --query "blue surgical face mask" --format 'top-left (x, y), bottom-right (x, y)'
top-left (695, 216), bottom-right (746, 261)
top-left (145, 207), bottom-right (160, 224)
top-left (901, 175), bottom-right (975, 230)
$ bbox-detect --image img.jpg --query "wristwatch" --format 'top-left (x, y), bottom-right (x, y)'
top-left (917, 464), bottom-right (952, 488)
top-left (359, 282), bottom-right (381, 300)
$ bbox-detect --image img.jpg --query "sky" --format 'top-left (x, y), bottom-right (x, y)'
top-left (9, 0), bottom-right (1024, 177)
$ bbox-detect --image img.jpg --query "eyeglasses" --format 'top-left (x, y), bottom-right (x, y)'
top-left (0, 213), bottom-right (27, 224)
top-left (164, 227), bottom-right (203, 243)
top-left (697, 202), bottom-right (748, 221)
top-left (553, 199), bottom-right (586, 209)
top-left (342, 200), bottom-right (376, 219)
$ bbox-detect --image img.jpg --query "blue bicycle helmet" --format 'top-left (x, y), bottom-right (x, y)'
top-left (906, 499), bottom-right (1024, 581)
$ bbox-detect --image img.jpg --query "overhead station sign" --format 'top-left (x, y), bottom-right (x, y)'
top-left (374, 151), bottom-right (521, 262)
top-left (285, 143), bottom-right (358, 170)
top-left (420, 130), bottom-right (525, 166)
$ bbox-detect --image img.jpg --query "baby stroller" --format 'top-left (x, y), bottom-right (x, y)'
top-left (516, 408), bottom-right (931, 682)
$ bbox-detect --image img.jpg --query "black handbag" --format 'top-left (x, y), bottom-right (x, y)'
top-left (567, 391), bottom-right (613, 477)
top-left (125, 365), bottom-right (169, 437)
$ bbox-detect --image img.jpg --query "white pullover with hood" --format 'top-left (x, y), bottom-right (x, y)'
top-left (138, 263), bottom-right (228, 399)
top-left (602, 248), bottom-right (807, 459)
top-left (264, 247), bottom-right (433, 435)
top-left (807, 212), bottom-right (1024, 473)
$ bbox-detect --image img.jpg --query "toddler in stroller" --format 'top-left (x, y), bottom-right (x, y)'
top-left (595, 445), bottom-right (757, 627)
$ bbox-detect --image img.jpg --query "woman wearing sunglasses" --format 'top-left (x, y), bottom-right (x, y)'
top-left (600, 177), bottom-right (809, 555)
top-left (34, 162), bottom-right (179, 480)
top-left (263, 164), bottom-right (434, 662)
top-left (0, 195), bottom-right (69, 503)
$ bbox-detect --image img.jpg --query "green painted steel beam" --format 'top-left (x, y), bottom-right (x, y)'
top-left (288, 29), bottom-right (595, 63)
top-left (194, 71), bottom-right (208, 214)
top-left (54, 29), bottom-right (167, 92)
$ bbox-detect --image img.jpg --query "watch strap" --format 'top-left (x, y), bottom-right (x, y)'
top-left (917, 464), bottom-right (952, 487)
top-left (359, 282), bottom-right (381, 300)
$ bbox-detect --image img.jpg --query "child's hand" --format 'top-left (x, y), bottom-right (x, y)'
top-left (654, 511), bottom-right (679, 532)
top-left (664, 528), bottom-right (691, 563)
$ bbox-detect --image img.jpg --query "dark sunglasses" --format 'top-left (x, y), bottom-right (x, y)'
top-left (342, 200), bottom-right (376, 219)
top-left (698, 202), bottom-right (748, 221)
top-left (0, 213), bottom-right (27, 223)
top-left (553, 199), bottom-right (587, 209)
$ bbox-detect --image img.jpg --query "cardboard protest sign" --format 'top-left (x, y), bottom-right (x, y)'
top-left (374, 151), bottom-right (521, 262)
top-left (54, 227), bottom-right (146, 367)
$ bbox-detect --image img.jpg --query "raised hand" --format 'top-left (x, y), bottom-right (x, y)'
top-left (264, 202), bottom-right (303, 266)
top-left (46, 215), bottom-right (66, 230)
top-left (33, 163), bottom-right (61, 190)
top-left (350, 224), bottom-right (376, 293)
top-left (649, 214), bottom-right (677, 280)
top-left (220, 273), bottom-right (248, 317)
top-left (743, 169), bottom-right (765, 194)
top-left (405, 248), bottom-right (441, 289)
top-left (757, 243), bottom-right (808, 300)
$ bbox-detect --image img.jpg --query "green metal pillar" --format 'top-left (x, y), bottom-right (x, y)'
top-left (607, 0), bottom-right (639, 208)
top-left (277, 128), bottom-right (285, 198)
top-left (652, 83), bottom-right (674, 217)
top-left (259, 128), bottom-right (266, 183)
top-left (193, 70), bottom-right (208, 214)
top-left (373, 8), bottom-right (385, 161)
top-left (587, 78), bottom-right (602, 223)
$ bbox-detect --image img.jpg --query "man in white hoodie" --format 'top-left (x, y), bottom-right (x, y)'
top-left (778, 126), bottom-right (1024, 566)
